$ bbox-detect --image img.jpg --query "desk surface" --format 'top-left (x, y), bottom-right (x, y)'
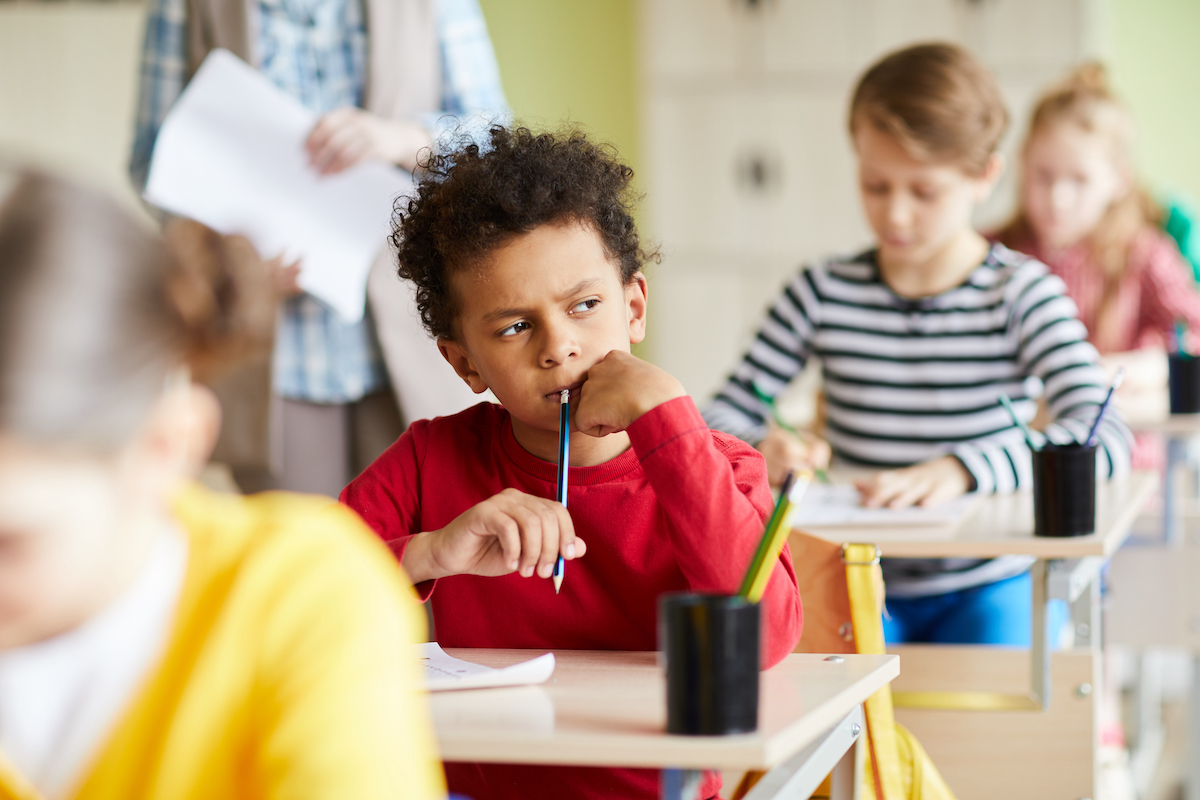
top-left (431, 649), bottom-right (898, 770)
top-left (1113, 392), bottom-right (1200, 434)
top-left (796, 471), bottom-right (1157, 559)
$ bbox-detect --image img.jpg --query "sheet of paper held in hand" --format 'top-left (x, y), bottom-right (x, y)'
top-left (144, 49), bottom-right (413, 323)
top-left (791, 484), bottom-right (980, 528)
top-left (419, 643), bottom-right (556, 692)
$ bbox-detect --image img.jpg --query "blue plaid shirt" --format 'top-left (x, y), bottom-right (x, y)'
top-left (131, 0), bottom-right (509, 403)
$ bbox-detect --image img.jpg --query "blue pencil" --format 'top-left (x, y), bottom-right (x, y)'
top-left (552, 389), bottom-right (569, 594)
top-left (1085, 368), bottom-right (1125, 448)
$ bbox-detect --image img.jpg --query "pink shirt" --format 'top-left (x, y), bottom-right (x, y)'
top-left (1016, 228), bottom-right (1200, 354)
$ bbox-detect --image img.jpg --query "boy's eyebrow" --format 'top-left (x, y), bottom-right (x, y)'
top-left (480, 278), bottom-right (603, 322)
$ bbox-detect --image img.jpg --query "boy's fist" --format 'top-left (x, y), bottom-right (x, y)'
top-left (403, 488), bottom-right (585, 583)
top-left (574, 350), bottom-right (687, 437)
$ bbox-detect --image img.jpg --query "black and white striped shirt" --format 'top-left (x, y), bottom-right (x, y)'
top-left (703, 244), bottom-right (1132, 596)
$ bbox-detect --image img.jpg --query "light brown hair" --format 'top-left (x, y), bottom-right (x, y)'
top-left (996, 63), bottom-right (1160, 336)
top-left (849, 42), bottom-right (1009, 176)
top-left (0, 170), bottom-right (275, 451)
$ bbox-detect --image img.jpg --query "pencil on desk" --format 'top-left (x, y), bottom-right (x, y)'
top-left (738, 470), bottom-right (811, 603)
top-left (553, 389), bottom-right (569, 594)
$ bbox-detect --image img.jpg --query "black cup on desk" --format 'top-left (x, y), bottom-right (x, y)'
top-left (1032, 443), bottom-right (1097, 537)
top-left (1169, 353), bottom-right (1200, 414)
top-left (659, 593), bottom-right (760, 735)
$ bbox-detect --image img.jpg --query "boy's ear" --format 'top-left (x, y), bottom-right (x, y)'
top-left (438, 338), bottom-right (491, 394)
top-left (974, 152), bottom-right (1006, 203)
top-left (625, 272), bottom-right (649, 345)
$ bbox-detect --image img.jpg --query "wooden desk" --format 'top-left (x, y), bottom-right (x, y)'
top-left (790, 474), bottom-right (1155, 799)
top-left (432, 649), bottom-right (899, 800)
top-left (797, 472), bottom-right (1156, 559)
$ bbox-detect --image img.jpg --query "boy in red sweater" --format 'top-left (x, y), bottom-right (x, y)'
top-left (342, 126), bottom-right (803, 800)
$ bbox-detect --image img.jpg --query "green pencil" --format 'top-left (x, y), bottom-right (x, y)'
top-left (751, 382), bottom-right (830, 483)
top-left (738, 470), bottom-right (812, 603)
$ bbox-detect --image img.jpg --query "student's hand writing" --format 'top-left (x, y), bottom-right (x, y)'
top-left (401, 488), bottom-right (586, 584)
top-left (756, 427), bottom-right (831, 488)
top-left (306, 108), bottom-right (431, 174)
top-left (574, 350), bottom-right (687, 437)
top-left (855, 455), bottom-right (972, 509)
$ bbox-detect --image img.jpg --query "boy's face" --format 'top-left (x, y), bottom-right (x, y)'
top-left (853, 124), bottom-right (998, 270)
top-left (439, 221), bottom-right (647, 441)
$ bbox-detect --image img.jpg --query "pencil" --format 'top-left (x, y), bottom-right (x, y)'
top-left (1085, 368), bottom-right (1125, 447)
top-left (552, 389), bottom-right (569, 594)
top-left (750, 381), bottom-right (830, 483)
top-left (997, 394), bottom-right (1042, 452)
top-left (738, 470), bottom-right (812, 603)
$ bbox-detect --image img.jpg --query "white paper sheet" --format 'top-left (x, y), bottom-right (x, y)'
top-left (145, 49), bottom-right (413, 322)
top-left (791, 484), bottom-right (979, 528)
top-left (418, 643), bottom-right (556, 692)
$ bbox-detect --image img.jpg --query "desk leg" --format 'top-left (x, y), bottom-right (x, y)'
top-left (661, 768), bottom-right (702, 800)
top-left (1032, 559), bottom-right (1051, 707)
top-left (1166, 435), bottom-right (1185, 544)
top-left (828, 732), bottom-right (865, 800)
top-left (741, 706), bottom-right (865, 800)
top-left (1189, 655), bottom-right (1200, 800)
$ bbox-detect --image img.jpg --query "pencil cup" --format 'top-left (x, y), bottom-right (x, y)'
top-left (659, 593), bottom-right (760, 736)
top-left (1169, 353), bottom-right (1200, 414)
top-left (1032, 443), bottom-right (1097, 538)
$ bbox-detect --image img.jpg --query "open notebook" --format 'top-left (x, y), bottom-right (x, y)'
top-left (791, 483), bottom-right (980, 528)
top-left (419, 643), bottom-right (556, 692)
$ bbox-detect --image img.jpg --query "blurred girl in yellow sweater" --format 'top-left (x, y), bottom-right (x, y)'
top-left (0, 171), bottom-right (445, 800)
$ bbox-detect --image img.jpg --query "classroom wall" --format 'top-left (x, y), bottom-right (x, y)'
top-left (1110, 0), bottom-right (1200, 206)
top-left (0, 1), bottom-right (148, 219)
top-left (477, 0), bottom-right (639, 176)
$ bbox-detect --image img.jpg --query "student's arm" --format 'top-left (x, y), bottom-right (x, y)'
top-left (633, 399), bottom-right (802, 668)
top-left (341, 425), bottom-right (583, 594)
top-left (703, 266), bottom-right (828, 482)
top-left (129, 0), bottom-right (188, 192)
top-left (1134, 230), bottom-right (1200, 350)
top-left (956, 269), bottom-right (1131, 493)
top-left (579, 352), bottom-right (803, 668)
top-left (254, 504), bottom-right (446, 800)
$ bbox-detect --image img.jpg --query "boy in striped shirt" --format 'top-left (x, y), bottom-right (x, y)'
top-left (705, 43), bottom-right (1131, 645)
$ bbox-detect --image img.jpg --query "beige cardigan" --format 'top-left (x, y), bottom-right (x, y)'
top-left (185, 0), bottom-right (483, 469)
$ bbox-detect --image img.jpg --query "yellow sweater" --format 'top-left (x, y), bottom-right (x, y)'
top-left (0, 485), bottom-right (445, 800)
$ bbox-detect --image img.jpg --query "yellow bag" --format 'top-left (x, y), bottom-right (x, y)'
top-left (731, 538), bottom-right (955, 800)
top-left (845, 543), bottom-right (955, 800)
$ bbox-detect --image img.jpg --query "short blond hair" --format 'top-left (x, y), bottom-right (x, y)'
top-left (849, 43), bottom-right (1009, 175)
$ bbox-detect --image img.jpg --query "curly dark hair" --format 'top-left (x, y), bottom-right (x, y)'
top-left (390, 125), bottom-right (658, 340)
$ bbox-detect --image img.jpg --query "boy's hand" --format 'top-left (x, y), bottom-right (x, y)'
top-left (757, 427), bottom-right (831, 487)
top-left (855, 455), bottom-right (972, 509)
top-left (575, 350), bottom-right (686, 437)
top-left (401, 488), bottom-right (586, 584)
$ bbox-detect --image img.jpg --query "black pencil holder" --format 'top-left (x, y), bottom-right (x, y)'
top-left (659, 593), bottom-right (760, 736)
top-left (1032, 443), bottom-right (1097, 538)
top-left (1169, 353), bottom-right (1200, 414)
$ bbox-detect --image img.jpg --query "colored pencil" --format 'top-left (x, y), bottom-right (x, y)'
top-left (998, 394), bottom-right (1042, 451)
top-left (738, 470), bottom-right (812, 603)
top-left (751, 381), bottom-right (830, 483)
top-left (1085, 368), bottom-right (1125, 447)
top-left (552, 389), bottom-right (569, 594)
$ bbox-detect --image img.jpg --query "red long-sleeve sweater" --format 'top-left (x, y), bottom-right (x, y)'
top-left (342, 397), bottom-right (803, 800)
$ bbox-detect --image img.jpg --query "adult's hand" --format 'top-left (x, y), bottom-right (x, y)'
top-left (305, 108), bottom-right (431, 174)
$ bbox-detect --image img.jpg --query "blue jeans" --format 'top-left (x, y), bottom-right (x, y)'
top-left (881, 571), bottom-right (1068, 646)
